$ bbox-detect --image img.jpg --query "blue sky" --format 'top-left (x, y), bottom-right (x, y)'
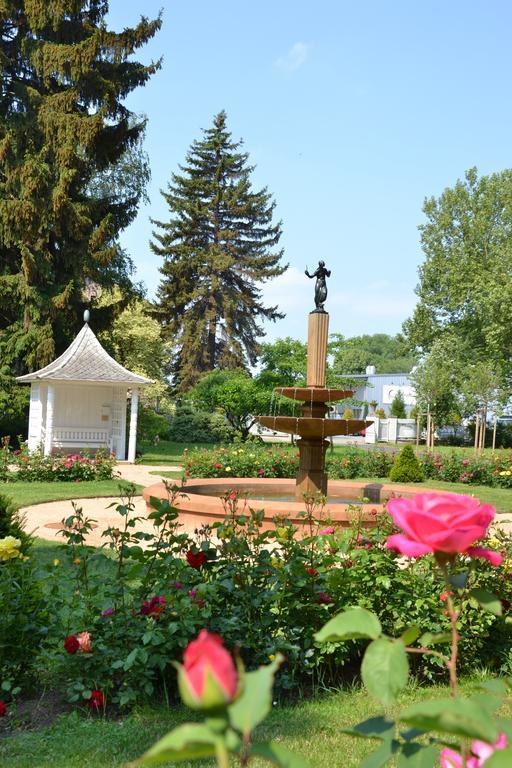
top-left (107, 1), bottom-right (512, 343)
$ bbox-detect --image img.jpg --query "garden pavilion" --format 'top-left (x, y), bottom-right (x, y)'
top-left (16, 312), bottom-right (151, 461)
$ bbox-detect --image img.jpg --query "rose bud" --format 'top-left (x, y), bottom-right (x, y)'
top-left (64, 635), bottom-right (80, 654)
top-left (177, 630), bottom-right (238, 711)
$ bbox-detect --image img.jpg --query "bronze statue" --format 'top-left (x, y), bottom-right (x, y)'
top-left (305, 260), bottom-right (331, 312)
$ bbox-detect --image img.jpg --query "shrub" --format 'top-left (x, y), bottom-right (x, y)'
top-left (0, 492), bottom-right (30, 551)
top-left (0, 538), bottom-right (46, 685)
top-left (168, 405), bottom-right (235, 443)
top-left (30, 489), bottom-right (512, 710)
top-left (389, 389), bottom-right (407, 418)
top-left (137, 407), bottom-right (171, 442)
top-left (341, 408), bottom-right (354, 420)
top-left (389, 444), bottom-right (424, 482)
top-left (7, 448), bottom-right (116, 483)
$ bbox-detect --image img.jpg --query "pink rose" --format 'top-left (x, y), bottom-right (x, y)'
top-left (319, 526), bottom-right (335, 536)
top-left (178, 630), bottom-right (238, 710)
top-left (440, 733), bottom-right (507, 767)
top-left (386, 493), bottom-right (502, 565)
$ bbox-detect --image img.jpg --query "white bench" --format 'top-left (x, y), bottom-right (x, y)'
top-left (52, 427), bottom-right (111, 450)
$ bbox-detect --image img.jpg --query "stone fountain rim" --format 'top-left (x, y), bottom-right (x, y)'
top-left (143, 477), bottom-right (460, 526)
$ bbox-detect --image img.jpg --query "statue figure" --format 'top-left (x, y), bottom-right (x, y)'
top-left (305, 260), bottom-right (331, 312)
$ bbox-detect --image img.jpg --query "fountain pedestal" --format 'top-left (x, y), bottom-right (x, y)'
top-left (257, 310), bottom-right (369, 499)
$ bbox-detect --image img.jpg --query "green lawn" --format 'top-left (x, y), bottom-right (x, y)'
top-left (137, 440), bottom-right (216, 464)
top-left (0, 479), bottom-right (143, 507)
top-left (2, 680), bottom-right (508, 768)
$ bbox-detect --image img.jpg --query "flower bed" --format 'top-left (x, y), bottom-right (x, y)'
top-left (182, 444), bottom-right (512, 489)
top-left (1, 487), bottom-right (511, 716)
top-left (0, 442), bottom-right (115, 483)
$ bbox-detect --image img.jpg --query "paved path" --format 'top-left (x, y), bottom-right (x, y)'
top-left (21, 463), bottom-right (190, 547)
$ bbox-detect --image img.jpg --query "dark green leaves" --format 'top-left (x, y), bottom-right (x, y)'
top-left (228, 654), bottom-right (283, 735)
top-left (315, 607), bottom-right (382, 643)
top-left (362, 639), bottom-right (409, 706)
top-left (399, 698), bottom-right (499, 742)
top-left (467, 588), bottom-right (502, 616)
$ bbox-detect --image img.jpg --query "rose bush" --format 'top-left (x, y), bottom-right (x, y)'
top-left (2, 445), bottom-right (116, 483)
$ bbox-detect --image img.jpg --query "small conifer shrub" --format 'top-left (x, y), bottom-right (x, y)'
top-left (389, 444), bottom-right (424, 483)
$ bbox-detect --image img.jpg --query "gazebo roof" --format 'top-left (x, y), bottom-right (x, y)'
top-left (17, 322), bottom-right (152, 386)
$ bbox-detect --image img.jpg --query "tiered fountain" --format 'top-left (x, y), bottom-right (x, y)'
top-left (143, 262), bottom-right (424, 530)
top-left (256, 282), bottom-right (368, 498)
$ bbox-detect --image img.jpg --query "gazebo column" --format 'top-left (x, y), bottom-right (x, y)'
top-left (44, 384), bottom-right (55, 456)
top-left (127, 388), bottom-right (139, 463)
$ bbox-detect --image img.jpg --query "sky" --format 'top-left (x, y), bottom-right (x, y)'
top-left (106, 0), bottom-right (512, 344)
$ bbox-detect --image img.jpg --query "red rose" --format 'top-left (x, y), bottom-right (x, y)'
top-left (64, 635), bottom-right (80, 654)
top-left (87, 690), bottom-right (105, 710)
top-left (306, 567), bottom-right (318, 576)
top-left (316, 592), bottom-right (332, 604)
top-left (178, 630), bottom-right (238, 710)
top-left (141, 595), bottom-right (166, 616)
top-left (0, 701), bottom-right (7, 717)
top-left (186, 550), bottom-right (207, 569)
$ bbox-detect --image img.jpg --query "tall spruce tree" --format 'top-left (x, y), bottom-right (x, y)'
top-left (0, 1), bottom-right (161, 390)
top-left (152, 111), bottom-right (286, 391)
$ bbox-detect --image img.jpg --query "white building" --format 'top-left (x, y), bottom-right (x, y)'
top-left (16, 315), bottom-right (151, 461)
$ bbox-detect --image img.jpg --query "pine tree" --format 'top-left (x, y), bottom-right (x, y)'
top-left (389, 390), bottom-right (407, 418)
top-left (0, 2), bottom-right (161, 385)
top-left (152, 111), bottom-right (286, 391)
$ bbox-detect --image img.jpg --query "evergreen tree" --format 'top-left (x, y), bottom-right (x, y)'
top-left (152, 111), bottom-right (286, 391)
top-left (389, 390), bottom-right (407, 418)
top-left (0, 2), bottom-right (161, 385)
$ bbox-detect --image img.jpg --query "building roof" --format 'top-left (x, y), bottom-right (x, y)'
top-left (17, 323), bottom-right (152, 386)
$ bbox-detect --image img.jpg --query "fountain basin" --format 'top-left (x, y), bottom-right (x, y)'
top-left (256, 416), bottom-right (367, 438)
top-left (143, 478), bottom-right (454, 532)
top-left (275, 387), bottom-right (354, 402)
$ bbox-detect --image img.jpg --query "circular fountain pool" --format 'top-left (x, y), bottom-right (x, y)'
top-left (143, 478), bottom-right (449, 531)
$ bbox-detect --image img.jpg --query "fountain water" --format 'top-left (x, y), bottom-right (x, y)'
top-left (256, 309), bottom-right (368, 498)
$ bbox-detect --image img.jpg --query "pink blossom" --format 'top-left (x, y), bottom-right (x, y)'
top-left (319, 526), bottom-right (335, 536)
top-left (440, 733), bottom-right (507, 767)
top-left (386, 493), bottom-right (502, 565)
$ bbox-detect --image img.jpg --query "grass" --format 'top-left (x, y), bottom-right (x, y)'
top-left (0, 479), bottom-right (143, 507)
top-left (2, 679), bottom-right (509, 768)
top-left (137, 440), bottom-right (215, 465)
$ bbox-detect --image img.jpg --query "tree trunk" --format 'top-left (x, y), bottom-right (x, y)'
top-left (492, 416), bottom-right (497, 452)
top-left (474, 413), bottom-right (480, 453)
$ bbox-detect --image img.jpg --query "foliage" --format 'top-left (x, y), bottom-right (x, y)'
top-left (99, 298), bottom-right (173, 416)
top-left (389, 445), bottom-right (424, 483)
top-left (1, 447), bottom-right (115, 483)
top-left (18, 490), bottom-right (512, 711)
top-left (342, 408), bottom-right (354, 420)
top-left (138, 408), bottom-right (171, 443)
top-left (0, 492), bottom-right (29, 550)
top-left (314, 495), bottom-right (512, 768)
top-left (329, 333), bottom-right (417, 376)
top-left (152, 111), bottom-right (286, 391)
top-left (167, 405), bottom-right (235, 444)
top-left (0, 540), bottom-right (47, 687)
top-left (410, 336), bottom-right (463, 427)
top-left (183, 443), bottom-right (512, 490)
top-left (257, 338), bottom-right (307, 388)
top-left (186, 369), bottom-right (273, 440)
top-left (404, 167), bottom-right (512, 379)
top-left (389, 389), bottom-right (407, 418)
top-left (0, 1), bottom-right (161, 409)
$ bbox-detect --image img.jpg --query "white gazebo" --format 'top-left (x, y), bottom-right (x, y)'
top-left (17, 315), bottom-right (152, 462)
